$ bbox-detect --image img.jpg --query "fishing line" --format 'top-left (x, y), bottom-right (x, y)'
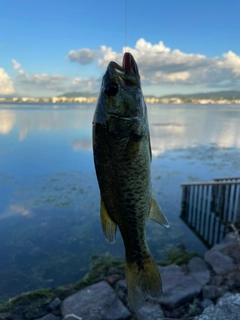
top-left (124, 0), bottom-right (127, 52)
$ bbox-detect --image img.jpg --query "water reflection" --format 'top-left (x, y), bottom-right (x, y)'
top-left (148, 105), bottom-right (240, 155)
top-left (0, 103), bottom-right (240, 301)
top-left (1, 204), bottom-right (31, 219)
top-left (72, 138), bottom-right (92, 151)
top-left (0, 105), bottom-right (94, 142)
top-left (0, 110), bottom-right (16, 134)
top-left (1, 104), bottom-right (240, 152)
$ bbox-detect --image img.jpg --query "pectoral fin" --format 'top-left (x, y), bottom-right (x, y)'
top-left (148, 194), bottom-right (170, 228)
top-left (124, 134), bottom-right (142, 159)
top-left (100, 198), bottom-right (117, 243)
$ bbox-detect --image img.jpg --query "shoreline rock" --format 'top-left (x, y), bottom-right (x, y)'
top-left (0, 232), bottom-right (239, 320)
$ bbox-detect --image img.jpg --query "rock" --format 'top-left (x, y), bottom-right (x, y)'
top-left (200, 299), bottom-right (213, 309)
top-left (202, 285), bottom-right (228, 301)
top-left (210, 275), bottom-right (223, 286)
top-left (107, 267), bottom-right (125, 277)
top-left (194, 293), bottom-right (240, 320)
top-left (204, 250), bottom-right (235, 274)
top-left (220, 232), bottom-right (240, 263)
top-left (0, 314), bottom-right (13, 320)
top-left (35, 313), bottom-right (60, 320)
top-left (115, 280), bottom-right (128, 304)
top-left (61, 281), bottom-right (131, 320)
top-left (115, 280), bottom-right (127, 292)
top-left (106, 274), bottom-right (123, 286)
top-left (224, 268), bottom-right (240, 291)
top-left (136, 302), bottom-right (164, 320)
top-left (188, 257), bottom-right (211, 286)
top-left (62, 315), bottom-right (83, 320)
top-left (47, 298), bottom-right (61, 312)
top-left (156, 265), bottom-right (202, 310)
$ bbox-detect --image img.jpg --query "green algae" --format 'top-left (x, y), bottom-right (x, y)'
top-left (156, 243), bottom-right (199, 266)
top-left (54, 253), bottom-right (125, 300)
top-left (0, 253), bottom-right (125, 317)
top-left (0, 247), bottom-right (198, 317)
top-left (0, 289), bottom-right (54, 318)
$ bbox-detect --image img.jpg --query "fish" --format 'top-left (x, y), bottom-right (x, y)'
top-left (92, 52), bottom-right (169, 310)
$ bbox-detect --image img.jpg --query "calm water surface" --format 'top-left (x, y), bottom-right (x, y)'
top-left (0, 103), bottom-right (240, 301)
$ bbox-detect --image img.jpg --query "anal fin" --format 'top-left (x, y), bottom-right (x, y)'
top-left (100, 198), bottom-right (117, 243)
top-left (148, 194), bottom-right (170, 228)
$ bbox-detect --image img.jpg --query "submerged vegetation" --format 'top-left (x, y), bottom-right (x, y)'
top-left (156, 243), bottom-right (199, 266)
top-left (0, 247), bottom-right (198, 317)
top-left (0, 253), bottom-right (124, 316)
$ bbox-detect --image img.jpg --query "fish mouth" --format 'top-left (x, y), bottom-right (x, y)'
top-left (122, 52), bottom-right (139, 74)
top-left (104, 52), bottom-right (140, 94)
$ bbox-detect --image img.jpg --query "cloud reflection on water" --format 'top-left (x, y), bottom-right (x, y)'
top-left (72, 138), bottom-right (92, 151)
top-left (148, 106), bottom-right (240, 155)
top-left (0, 110), bottom-right (16, 134)
top-left (0, 105), bottom-right (240, 154)
top-left (0, 204), bottom-right (31, 219)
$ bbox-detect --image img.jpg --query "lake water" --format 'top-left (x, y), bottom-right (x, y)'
top-left (0, 103), bottom-right (240, 301)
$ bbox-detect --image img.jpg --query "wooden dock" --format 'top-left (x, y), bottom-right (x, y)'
top-left (180, 177), bottom-right (240, 248)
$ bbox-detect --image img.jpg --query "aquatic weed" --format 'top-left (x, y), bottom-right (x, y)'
top-left (156, 244), bottom-right (199, 266)
top-left (0, 289), bottom-right (54, 315)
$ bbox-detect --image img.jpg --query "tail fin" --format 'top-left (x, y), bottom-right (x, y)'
top-left (125, 255), bottom-right (162, 310)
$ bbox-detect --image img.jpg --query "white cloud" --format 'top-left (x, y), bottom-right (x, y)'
top-left (68, 48), bottom-right (99, 64)
top-left (98, 38), bottom-right (214, 85)
top-left (68, 38), bottom-right (240, 88)
top-left (14, 65), bottom-right (100, 95)
top-left (31, 73), bottom-right (68, 88)
top-left (0, 68), bottom-right (15, 94)
top-left (71, 77), bottom-right (100, 92)
top-left (16, 71), bottom-right (69, 91)
top-left (12, 59), bottom-right (21, 70)
top-left (218, 51), bottom-right (240, 76)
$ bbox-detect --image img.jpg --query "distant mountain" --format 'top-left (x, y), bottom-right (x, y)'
top-left (160, 90), bottom-right (240, 99)
top-left (59, 91), bottom-right (98, 98)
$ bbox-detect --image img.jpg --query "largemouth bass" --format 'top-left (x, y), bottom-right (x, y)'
top-left (92, 52), bottom-right (169, 310)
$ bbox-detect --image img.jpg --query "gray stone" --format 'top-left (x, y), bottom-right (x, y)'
top-left (222, 232), bottom-right (238, 244)
top-left (106, 274), bottom-right (123, 286)
top-left (35, 314), bottom-right (60, 320)
top-left (207, 232), bottom-right (240, 264)
top-left (188, 257), bottom-right (211, 286)
top-left (61, 281), bottom-right (131, 320)
top-left (225, 268), bottom-right (240, 290)
top-left (194, 293), bottom-right (240, 320)
top-left (0, 314), bottom-right (12, 320)
top-left (202, 285), bottom-right (228, 301)
top-left (115, 279), bottom-right (127, 292)
top-left (115, 279), bottom-right (128, 304)
top-left (210, 275), bottom-right (223, 286)
top-left (47, 298), bottom-right (61, 312)
top-left (204, 250), bottom-right (235, 274)
top-left (200, 299), bottom-right (213, 309)
top-left (136, 302), bottom-right (164, 320)
top-left (156, 265), bottom-right (202, 310)
top-left (62, 315), bottom-right (83, 320)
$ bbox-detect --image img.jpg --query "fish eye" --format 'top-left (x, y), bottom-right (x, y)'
top-left (104, 82), bottom-right (118, 96)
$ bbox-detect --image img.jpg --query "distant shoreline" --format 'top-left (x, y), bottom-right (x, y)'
top-left (1, 97), bottom-right (240, 104)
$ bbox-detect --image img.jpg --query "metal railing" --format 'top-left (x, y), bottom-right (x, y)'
top-left (181, 177), bottom-right (240, 247)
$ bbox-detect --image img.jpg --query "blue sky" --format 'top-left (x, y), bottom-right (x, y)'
top-left (1, 0), bottom-right (240, 97)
